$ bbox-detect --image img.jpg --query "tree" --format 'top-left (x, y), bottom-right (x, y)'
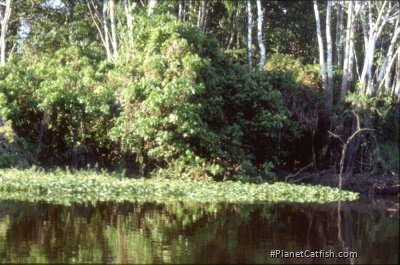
top-left (376, 15), bottom-right (400, 94)
top-left (148, 0), bottom-right (156, 16)
top-left (313, 0), bottom-right (334, 114)
top-left (178, 0), bottom-right (185, 21)
top-left (335, 1), bottom-right (344, 66)
top-left (197, 0), bottom-right (209, 33)
top-left (256, 0), bottom-right (265, 72)
top-left (247, 0), bottom-right (252, 71)
top-left (87, 0), bottom-right (118, 62)
top-left (0, 0), bottom-right (12, 66)
top-left (313, 1), bottom-right (327, 95)
top-left (219, 0), bottom-right (246, 50)
top-left (359, 1), bottom-right (399, 95)
top-left (340, 1), bottom-right (355, 101)
top-left (109, 0), bottom-right (118, 60)
top-left (124, 0), bottom-right (135, 48)
top-left (329, 112), bottom-right (373, 189)
top-left (325, 0), bottom-right (333, 112)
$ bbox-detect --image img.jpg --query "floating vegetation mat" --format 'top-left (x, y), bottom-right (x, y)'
top-left (0, 168), bottom-right (359, 205)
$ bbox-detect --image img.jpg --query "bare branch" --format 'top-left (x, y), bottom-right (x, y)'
top-left (87, 1), bottom-right (107, 50)
top-left (285, 163), bottom-right (313, 182)
top-left (328, 131), bottom-right (345, 145)
top-left (336, 111), bottom-right (374, 190)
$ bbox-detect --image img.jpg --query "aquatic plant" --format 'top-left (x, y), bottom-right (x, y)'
top-left (0, 168), bottom-right (359, 205)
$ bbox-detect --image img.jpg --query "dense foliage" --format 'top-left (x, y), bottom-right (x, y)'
top-left (1, 12), bottom-right (302, 181)
top-left (0, 1), bottom-right (398, 184)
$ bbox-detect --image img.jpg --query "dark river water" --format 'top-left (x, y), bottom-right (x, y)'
top-left (0, 197), bottom-right (398, 264)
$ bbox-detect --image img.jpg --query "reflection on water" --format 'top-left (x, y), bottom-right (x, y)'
top-left (0, 198), bottom-right (398, 264)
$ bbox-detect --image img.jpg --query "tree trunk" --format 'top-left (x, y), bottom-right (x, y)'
top-left (247, 0), bottom-right (252, 71)
top-left (124, 0), bottom-right (134, 48)
top-left (326, 1), bottom-right (333, 114)
top-left (102, 0), bottom-right (112, 62)
top-left (347, 17), bottom-right (356, 94)
top-left (0, 0), bottom-right (12, 66)
top-left (340, 1), bottom-right (354, 101)
top-left (385, 48), bottom-right (399, 95)
top-left (359, 1), bottom-right (396, 95)
top-left (394, 50), bottom-right (400, 100)
top-left (203, 1), bottom-right (209, 33)
top-left (148, 0), bottom-right (156, 16)
top-left (197, 1), bottom-right (201, 28)
top-left (335, 1), bottom-right (344, 66)
top-left (343, 118), bottom-right (360, 175)
top-left (197, 0), bottom-right (208, 33)
top-left (226, 19), bottom-right (235, 50)
top-left (178, 0), bottom-right (184, 21)
top-left (314, 0), bottom-right (333, 168)
top-left (256, 0), bottom-right (265, 72)
top-left (88, 0), bottom-right (118, 62)
top-left (377, 16), bottom-right (400, 93)
top-left (188, 0), bottom-right (193, 22)
top-left (313, 1), bottom-right (327, 98)
top-left (109, 0), bottom-right (118, 60)
top-left (329, 111), bottom-right (372, 186)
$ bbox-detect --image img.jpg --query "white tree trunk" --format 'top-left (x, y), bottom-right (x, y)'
top-left (340, 1), bottom-right (354, 101)
top-left (197, 1), bottom-right (201, 28)
top-left (256, 0), bottom-right (265, 72)
top-left (88, 0), bottom-right (119, 62)
top-left (109, 0), bottom-right (118, 60)
top-left (0, 0), bottom-right (12, 66)
top-left (148, 0), bottom-right (157, 16)
top-left (124, 0), bottom-right (134, 48)
top-left (335, 1), bottom-right (344, 66)
top-left (347, 14), bottom-right (356, 93)
top-left (326, 1), bottom-right (333, 111)
top-left (178, 0), bottom-right (184, 21)
top-left (313, 1), bottom-right (327, 94)
top-left (359, 1), bottom-right (398, 95)
top-left (247, 0), bottom-right (252, 71)
top-left (102, 0), bottom-right (112, 62)
top-left (394, 50), bottom-right (400, 100)
top-left (377, 16), bottom-right (400, 92)
top-left (381, 47), bottom-right (399, 95)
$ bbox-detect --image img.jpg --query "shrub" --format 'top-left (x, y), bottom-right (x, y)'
top-left (0, 120), bottom-right (32, 168)
top-left (110, 13), bottom-right (224, 179)
top-left (0, 47), bottom-right (116, 167)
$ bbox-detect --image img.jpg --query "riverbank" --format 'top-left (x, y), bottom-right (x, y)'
top-left (281, 168), bottom-right (399, 197)
top-left (0, 168), bottom-right (359, 205)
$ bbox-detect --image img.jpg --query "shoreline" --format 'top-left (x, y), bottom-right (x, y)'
top-left (281, 169), bottom-right (400, 197)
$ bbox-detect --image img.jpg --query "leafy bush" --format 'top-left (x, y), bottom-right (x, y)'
top-left (0, 13), bottom-right (314, 181)
top-left (374, 143), bottom-right (399, 174)
top-left (0, 120), bottom-right (32, 168)
top-left (264, 53), bottom-right (321, 89)
top-left (0, 46), bottom-right (116, 166)
top-left (109, 14), bottom-right (303, 180)
top-left (110, 13), bottom-right (224, 179)
top-left (263, 53), bottom-right (325, 169)
top-left (225, 70), bottom-right (295, 170)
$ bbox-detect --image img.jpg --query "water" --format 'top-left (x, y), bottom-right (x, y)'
top-left (0, 197), bottom-right (398, 264)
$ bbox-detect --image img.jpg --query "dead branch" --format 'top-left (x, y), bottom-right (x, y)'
top-left (329, 111), bottom-right (374, 190)
top-left (285, 162), bottom-right (313, 182)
